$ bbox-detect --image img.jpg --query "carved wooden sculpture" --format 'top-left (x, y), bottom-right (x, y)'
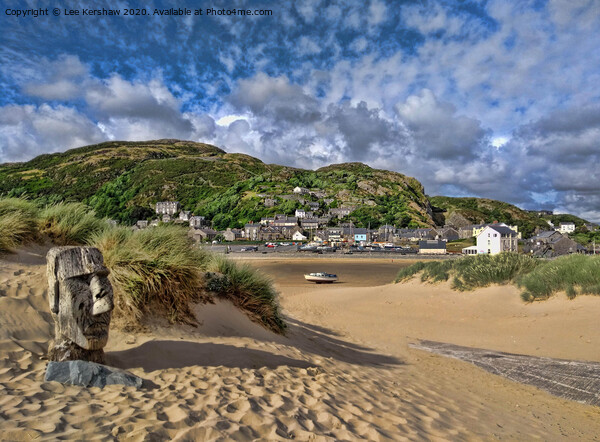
top-left (47, 247), bottom-right (114, 364)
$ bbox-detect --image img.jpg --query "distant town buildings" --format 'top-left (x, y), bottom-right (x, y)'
top-left (418, 240), bottom-right (447, 255)
top-left (189, 216), bottom-right (206, 228)
top-left (155, 201), bottom-right (180, 215)
top-left (523, 231), bottom-right (583, 257)
top-left (142, 194), bottom-right (587, 256)
top-left (557, 222), bottom-right (576, 234)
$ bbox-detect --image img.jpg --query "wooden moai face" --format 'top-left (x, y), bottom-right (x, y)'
top-left (47, 247), bottom-right (114, 350)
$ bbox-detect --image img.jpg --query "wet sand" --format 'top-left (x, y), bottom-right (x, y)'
top-left (240, 257), bottom-right (415, 287)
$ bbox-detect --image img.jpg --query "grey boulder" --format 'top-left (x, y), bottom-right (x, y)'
top-left (45, 360), bottom-right (143, 388)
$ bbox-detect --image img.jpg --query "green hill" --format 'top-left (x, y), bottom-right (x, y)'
top-left (0, 139), bottom-right (435, 229)
top-left (429, 196), bottom-right (584, 238)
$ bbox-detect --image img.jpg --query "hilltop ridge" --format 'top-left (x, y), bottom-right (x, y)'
top-left (0, 139), bottom-right (434, 229)
top-left (0, 139), bottom-right (587, 234)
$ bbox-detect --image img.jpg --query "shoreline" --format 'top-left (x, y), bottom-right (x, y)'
top-left (226, 251), bottom-right (456, 260)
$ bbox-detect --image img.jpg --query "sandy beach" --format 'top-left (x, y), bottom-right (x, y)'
top-left (1, 248), bottom-right (600, 440)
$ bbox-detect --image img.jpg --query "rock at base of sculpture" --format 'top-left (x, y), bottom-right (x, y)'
top-left (45, 360), bottom-right (143, 388)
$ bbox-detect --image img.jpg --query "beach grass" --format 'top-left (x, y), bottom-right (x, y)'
top-left (452, 253), bottom-right (540, 291)
top-left (91, 224), bottom-right (287, 333)
top-left (40, 202), bottom-right (108, 245)
top-left (421, 260), bottom-right (455, 283)
top-left (205, 255), bottom-right (286, 334)
top-left (0, 198), bottom-right (40, 252)
top-left (518, 254), bottom-right (600, 301)
top-left (396, 253), bottom-right (540, 291)
top-left (91, 225), bottom-right (210, 327)
top-left (394, 261), bottom-right (427, 282)
top-left (0, 197), bottom-right (286, 332)
top-left (396, 253), bottom-right (600, 302)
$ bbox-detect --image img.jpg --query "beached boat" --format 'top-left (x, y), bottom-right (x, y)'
top-left (304, 272), bottom-right (338, 283)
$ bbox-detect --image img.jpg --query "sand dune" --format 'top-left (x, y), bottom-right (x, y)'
top-left (1, 250), bottom-right (600, 440)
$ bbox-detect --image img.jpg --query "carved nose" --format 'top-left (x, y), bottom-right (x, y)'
top-left (92, 295), bottom-right (113, 316)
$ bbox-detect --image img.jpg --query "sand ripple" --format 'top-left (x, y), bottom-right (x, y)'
top-left (2, 251), bottom-right (600, 440)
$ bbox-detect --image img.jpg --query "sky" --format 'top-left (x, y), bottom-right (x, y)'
top-left (1, 0), bottom-right (599, 222)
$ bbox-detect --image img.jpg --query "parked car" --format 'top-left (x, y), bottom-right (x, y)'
top-left (240, 246), bottom-right (258, 252)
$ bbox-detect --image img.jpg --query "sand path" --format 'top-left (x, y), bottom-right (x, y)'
top-left (1, 250), bottom-right (599, 440)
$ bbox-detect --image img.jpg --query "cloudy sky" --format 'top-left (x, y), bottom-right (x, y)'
top-left (1, 0), bottom-right (599, 221)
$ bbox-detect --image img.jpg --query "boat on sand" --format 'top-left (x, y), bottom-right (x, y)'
top-left (304, 272), bottom-right (338, 283)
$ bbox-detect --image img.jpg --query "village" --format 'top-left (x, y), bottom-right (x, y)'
top-left (132, 186), bottom-right (599, 257)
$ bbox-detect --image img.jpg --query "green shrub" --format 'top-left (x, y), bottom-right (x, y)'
top-left (206, 255), bottom-right (286, 334)
top-left (0, 198), bottom-right (40, 252)
top-left (40, 202), bottom-right (107, 245)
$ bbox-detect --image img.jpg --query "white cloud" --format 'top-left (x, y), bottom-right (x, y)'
top-left (22, 54), bottom-right (89, 100)
top-left (368, 0), bottom-right (387, 27)
top-left (297, 36), bottom-right (322, 55)
top-left (0, 104), bottom-right (105, 163)
top-left (350, 37), bottom-right (368, 53)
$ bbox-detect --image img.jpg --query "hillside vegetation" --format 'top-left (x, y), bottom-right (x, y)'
top-left (0, 139), bottom-right (434, 229)
top-left (430, 196), bottom-right (560, 238)
top-left (1, 140), bottom-right (591, 235)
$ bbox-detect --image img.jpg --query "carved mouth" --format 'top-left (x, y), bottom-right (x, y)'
top-left (84, 324), bottom-right (109, 337)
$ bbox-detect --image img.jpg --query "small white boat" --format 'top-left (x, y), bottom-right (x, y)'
top-left (304, 272), bottom-right (338, 283)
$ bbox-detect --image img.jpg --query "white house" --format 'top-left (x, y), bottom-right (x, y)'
top-left (476, 225), bottom-right (518, 255)
top-left (155, 201), bottom-right (180, 215)
top-left (292, 231), bottom-right (307, 241)
top-left (293, 186), bottom-right (310, 194)
top-left (189, 216), bottom-right (205, 228)
top-left (557, 222), bottom-right (575, 234)
top-left (295, 209), bottom-right (315, 219)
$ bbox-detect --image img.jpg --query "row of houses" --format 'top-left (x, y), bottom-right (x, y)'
top-left (550, 221), bottom-right (597, 233)
top-left (150, 201), bottom-right (592, 257)
top-left (462, 225), bottom-right (588, 256)
top-left (523, 230), bottom-right (586, 257)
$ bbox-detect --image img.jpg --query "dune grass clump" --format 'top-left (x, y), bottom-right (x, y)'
top-left (395, 260), bottom-right (453, 283)
top-left (394, 262), bottom-right (427, 282)
top-left (452, 253), bottom-right (539, 291)
top-left (90, 225), bottom-right (210, 327)
top-left (0, 198), bottom-right (40, 252)
top-left (395, 253), bottom-right (541, 291)
top-left (40, 202), bottom-right (107, 245)
top-left (421, 260), bottom-right (454, 283)
top-left (206, 255), bottom-right (286, 334)
top-left (518, 255), bottom-right (600, 302)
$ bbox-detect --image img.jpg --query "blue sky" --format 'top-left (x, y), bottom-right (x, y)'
top-left (1, 0), bottom-right (599, 221)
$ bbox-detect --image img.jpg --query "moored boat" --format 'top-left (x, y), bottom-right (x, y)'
top-left (304, 272), bottom-right (338, 283)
